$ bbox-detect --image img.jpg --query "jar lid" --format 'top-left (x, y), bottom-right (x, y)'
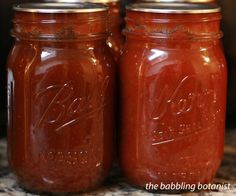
top-left (44, 0), bottom-right (119, 4)
top-left (138, 0), bottom-right (215, 3)
top-left (13, 2), bottom-right (108, 13)
top-left (126, 2), bottom-right (221, 14)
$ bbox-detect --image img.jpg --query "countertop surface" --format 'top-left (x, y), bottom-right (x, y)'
top-left (0, 131), bottom-right (235, 196)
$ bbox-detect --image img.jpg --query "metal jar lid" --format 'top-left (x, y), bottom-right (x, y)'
top-left (13, 2), bottom-right (108, 13)
top-left (126, 3), bottom-right (221, 14)
top-left (138, 0), bottom-right (215, 3)
top-left (44, 0), bottom-right (119, 4)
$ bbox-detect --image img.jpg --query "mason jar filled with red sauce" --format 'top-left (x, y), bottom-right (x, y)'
top-left (87, 0), bottom-right (124, 62)
top-left (105, 0), bottom-right (124, 62)
top-left (120, 3), bottom-right (227, 191)
top-left (7, 3), bottom-right (115, 193)
top-left (45, 0), bottom-right (124, 62)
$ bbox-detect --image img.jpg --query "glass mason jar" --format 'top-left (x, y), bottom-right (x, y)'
top-left (7, 3), bottom-right (115, 193)
top-left (104, 0), bottom-right (124, 62)
top-left (120, 3), bottom-right (227, 190)
top-left (45, 0), bottom-right (124, 62)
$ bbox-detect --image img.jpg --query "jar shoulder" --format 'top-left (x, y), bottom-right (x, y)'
top-left (121, 41), bottom-right (227, 74)
top-left (7, 41), bottom-right (115, 73)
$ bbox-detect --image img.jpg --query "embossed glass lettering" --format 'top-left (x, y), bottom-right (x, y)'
top-left (33, 76), bottom-right (109, 132)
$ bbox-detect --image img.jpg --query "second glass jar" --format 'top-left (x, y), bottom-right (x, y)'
top-left (45, 0), bottom-right (124, 62)
top-left (120, 2), bottom-right (227, 191)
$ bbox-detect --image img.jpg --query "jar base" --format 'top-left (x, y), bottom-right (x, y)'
top-left (18, 181), bottom-right (103, 194)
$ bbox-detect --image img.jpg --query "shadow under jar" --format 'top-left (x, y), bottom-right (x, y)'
top-left (7, 3), bottom-right (115, 193)
top-left (120, 2), bottom-right (227, 192)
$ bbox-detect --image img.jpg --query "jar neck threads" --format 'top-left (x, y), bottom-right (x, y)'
top-left (12, 3), bottom-right (109, 41)
top-left (124, 11), bottom-right (222, 40)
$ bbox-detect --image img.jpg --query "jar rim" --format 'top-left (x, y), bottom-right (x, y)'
top-left (126, 3), bottom-right (221, 14)
top-left (44, 0), bottom-right (119, 3)
top-left (138, 0), bottom-right (215, 3)
top-left (13, 3), bottom-right (108, 13)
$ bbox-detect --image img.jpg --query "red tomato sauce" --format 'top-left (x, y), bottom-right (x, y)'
top-left (7, 3), bottom-right (115, 193)
top-left (120, 3), bottom-right (227, 190)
